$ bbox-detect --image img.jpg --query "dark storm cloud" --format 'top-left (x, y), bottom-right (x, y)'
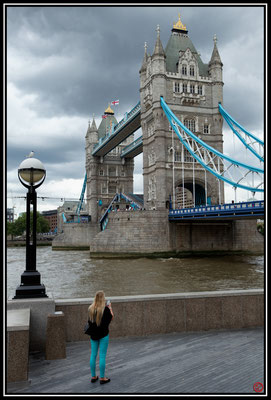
top-left (7, 5), bottom-right (264, 124)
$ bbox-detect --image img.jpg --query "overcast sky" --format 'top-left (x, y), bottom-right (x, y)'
top-left (5, 4), bottom-right (265, 217)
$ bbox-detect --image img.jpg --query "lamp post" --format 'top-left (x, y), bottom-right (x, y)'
top-left (13, 156), bottom-right (47, 299)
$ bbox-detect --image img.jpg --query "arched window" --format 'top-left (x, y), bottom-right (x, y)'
top-left (182, 65), bottom-right (187, 75)
top-left (189, 65), bottom-right (195, 76)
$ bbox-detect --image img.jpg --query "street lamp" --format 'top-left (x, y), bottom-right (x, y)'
top-left (13, 156), bottom-right (47, 298)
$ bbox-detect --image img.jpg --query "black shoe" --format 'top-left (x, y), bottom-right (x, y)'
top-left (100, 378), bottom-right (110, 384)
top-left (91, 376), bottom-right (99, 383)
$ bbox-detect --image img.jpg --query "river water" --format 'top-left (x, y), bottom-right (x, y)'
top-left (6, 247), bottom-right (264, 300)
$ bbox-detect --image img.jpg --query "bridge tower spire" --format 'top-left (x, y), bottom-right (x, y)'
top-left (140, 13), bottom-right (224, 210)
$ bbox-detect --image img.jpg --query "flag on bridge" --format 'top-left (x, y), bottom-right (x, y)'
top-left (102, 115), bottom-right (107, 119)
top-left (111, 100), bottom-right (119, 106)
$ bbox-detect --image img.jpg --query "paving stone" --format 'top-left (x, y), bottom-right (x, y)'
top-left (6, 328), bottom-right (265, 395)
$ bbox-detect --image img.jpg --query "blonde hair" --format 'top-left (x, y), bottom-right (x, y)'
top-left (88, 290), bottom-right (106, 327)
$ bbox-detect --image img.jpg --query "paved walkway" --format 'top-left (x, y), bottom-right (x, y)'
top-left (7, 328), bottom-right (265, 395)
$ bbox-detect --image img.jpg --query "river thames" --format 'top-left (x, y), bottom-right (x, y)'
top-left (6, 246), bottom-right (264, 300)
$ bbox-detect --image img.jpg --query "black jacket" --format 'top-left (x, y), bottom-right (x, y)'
top-left (88, 306), bottom-right (112, 340)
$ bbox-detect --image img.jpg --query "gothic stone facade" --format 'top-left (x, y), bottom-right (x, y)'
top-left (140, 19), bottom-right (224, 211)
top-left (85, 108), bottom-right (134, 223)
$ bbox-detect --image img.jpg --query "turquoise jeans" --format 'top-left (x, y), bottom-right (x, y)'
top-left (90, 334), bottom-right (109, 378)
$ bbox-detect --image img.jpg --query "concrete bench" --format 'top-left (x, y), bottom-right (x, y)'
top-left (7, 308), bottom-right (30, 383)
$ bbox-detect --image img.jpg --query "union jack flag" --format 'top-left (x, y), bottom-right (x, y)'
top-left (111, 100), bottom-right (119, 105)
top-left (102, 115), bottom-right (107, 119)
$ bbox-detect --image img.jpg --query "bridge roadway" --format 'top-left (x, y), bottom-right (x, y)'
top-left (169, 200), bottom-right (264, 221)
top-left (7, 328), bottom-right (264, 394)
top-left (92, 102), bottom-right (141, 157)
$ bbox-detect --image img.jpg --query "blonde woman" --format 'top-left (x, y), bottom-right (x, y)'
top-left (88, 290), bottom-right (114, 384)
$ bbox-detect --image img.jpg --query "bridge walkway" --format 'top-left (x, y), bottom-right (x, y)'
top-left (92, 102), bottom-right (141, 157)
top-left (7, 327), bottom-right (264, 394)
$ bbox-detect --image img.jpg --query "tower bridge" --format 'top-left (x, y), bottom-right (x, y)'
top-left (53, 13), bottom-right (264, 255)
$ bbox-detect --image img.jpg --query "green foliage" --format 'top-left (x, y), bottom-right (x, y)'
top-left (8, 212), bottom-right (50, 237)
top-left (257, 222), bottom-right (264, 236)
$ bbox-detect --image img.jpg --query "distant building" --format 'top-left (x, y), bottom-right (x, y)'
top-left (7, 208), bottom-right (15, 223)
top-left (41, 209), bottom-right (58, 233)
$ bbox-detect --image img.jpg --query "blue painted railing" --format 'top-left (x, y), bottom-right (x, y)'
top-left (76, 172), bottom-right (87, 215)
top-left (99, 192), bottom-right (142, 230)
top-left (169, 200), bottom-right (264, 221)
top-left (99, 193), bottom-right (120, 231)
top-left (120, 135), bottom-right (143, 158)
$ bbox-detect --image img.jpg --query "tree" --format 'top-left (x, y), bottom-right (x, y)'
top-left (8, 212), bottom-right (50, 237)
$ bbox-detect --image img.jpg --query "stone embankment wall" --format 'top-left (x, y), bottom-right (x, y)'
top-left (89, 210), bottom-right (172, 257)
top-left (172, 219), bottom-right (264, 254)
top-left (89, 210), bottom-right (264, 256)
top-left (231, 219), bottom-right (264, 252)
top-left (55, 290), bottom-right (264, 342)
top-left (52, 210), bottom-right (263, 255)
top-left (52, 223), bottom-right (99, 250)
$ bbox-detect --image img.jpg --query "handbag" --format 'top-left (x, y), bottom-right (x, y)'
top-left (84, 320), bottom-right (93, 336)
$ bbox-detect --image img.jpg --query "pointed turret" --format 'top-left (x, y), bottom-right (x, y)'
top-left (209, 34), bottom-right (223, 67)
top-left (208, 34), bottom-right (223, 84)
top-left (86, 115), bottom-right (98, 145)
top-left (151, 24), bottom-right (166, 103)
top-left (208, 34), bottom-right (223, 108)
top-left (152, 24), bottom-right (165, 57)
top-left (139, 42), bottom-right (148, 73)
top-left (89, 116), bottom-right (98, 132)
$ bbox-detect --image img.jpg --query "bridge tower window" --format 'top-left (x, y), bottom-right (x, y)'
top-left (174, 82), bottom-right (180, 93)
top-left (182, 65), bottom-right (187, 75)
top-left (183, 83), bottom-right (188, 93)
top-left (174, 151), bottom-right (182, 162)
top-left (198, 85), bottom-right (203, 95)
top-left (190, 84), bottom-right (195, 94)
top-left (184, 118), bottom-right (195, 133)
top-left (204, 124), bottom-right (209, 134)
top-left (190, 65), bottom-right (195, 76)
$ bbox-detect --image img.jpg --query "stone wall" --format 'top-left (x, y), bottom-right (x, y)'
top-left (89, 210), bottom-right (263, 256)
top-left (172, 219), bottom-right (264, 253)
top-left (52, 223), bottom-right (99, 250)
top-left (231, 219), bottom-right (264, 252)
top-left (89, 210), bottom-right (172, 257)
top-left (55, 289), bottom-right (264, 342)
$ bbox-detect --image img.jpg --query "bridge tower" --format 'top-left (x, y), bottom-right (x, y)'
top-left (85, 105), bottom-right (134, 223)
top-left (140, 14), bottom-right (224, 210)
